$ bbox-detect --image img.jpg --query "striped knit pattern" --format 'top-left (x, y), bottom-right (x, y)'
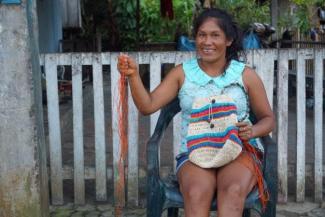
top-left (186, 95), bottom-right (243, 168)
top-left (187, 127), bottom-right (242, 150)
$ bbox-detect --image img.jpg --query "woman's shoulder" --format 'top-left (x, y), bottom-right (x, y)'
top-left (242, 65), bottom-right (263, 89)
top-left (242, 66), bottom-right (260, 79)
top-left (164, 63), bottom-right (185, 87)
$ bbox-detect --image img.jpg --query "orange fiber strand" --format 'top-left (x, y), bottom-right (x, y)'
top-left (116, 66), bottom-right (128, 216)
top-left (244, 141), bottom-right (269, 211)
top-left (118, 71), bottom-right (128, 164)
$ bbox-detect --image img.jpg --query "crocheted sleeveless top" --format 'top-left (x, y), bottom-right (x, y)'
top-left (177, 58), bottom-right (263, 155)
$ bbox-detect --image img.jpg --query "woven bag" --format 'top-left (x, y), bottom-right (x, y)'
top-left (186, 94), bottom-right (243, 168)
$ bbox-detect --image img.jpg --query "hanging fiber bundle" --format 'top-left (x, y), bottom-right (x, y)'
top-left (115, 58), bottom-right (129, 216)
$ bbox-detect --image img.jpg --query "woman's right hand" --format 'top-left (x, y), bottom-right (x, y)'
top-left (117, 54), bottom-right (138, 78)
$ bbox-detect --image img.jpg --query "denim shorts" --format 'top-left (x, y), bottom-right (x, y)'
top-left (175, 152), bottom-right (189, 174)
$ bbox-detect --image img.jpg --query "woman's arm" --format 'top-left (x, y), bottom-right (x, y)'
top-left (117, 54), bottom-right (184, 115)
top-left (237, 67), bottom-right (275, 141)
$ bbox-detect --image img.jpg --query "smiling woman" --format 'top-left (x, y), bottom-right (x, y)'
top-left (117, 8), bottom-right (275, 217)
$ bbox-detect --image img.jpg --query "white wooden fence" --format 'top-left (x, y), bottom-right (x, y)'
top-left (40, 49), bottom-right (324, 206)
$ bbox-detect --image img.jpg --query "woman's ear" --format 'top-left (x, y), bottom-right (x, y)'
top-left (226, 39), bottom-right (233, 47)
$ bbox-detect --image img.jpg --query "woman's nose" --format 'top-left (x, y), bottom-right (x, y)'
top-left (203, 36), bottom-right (213, 44)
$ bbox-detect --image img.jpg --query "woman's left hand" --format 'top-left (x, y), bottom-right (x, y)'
top-left (236, 122), bottom-right (254, 141)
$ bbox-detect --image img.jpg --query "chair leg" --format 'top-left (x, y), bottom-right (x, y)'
top-left (147, 204), bottom-right (164, 217)
top-left (147, 178), bottom-right (164, 217)
top-left (243, 208), bottom-right (251, 217)
top-left (167, 207), bottom-right (179, 217)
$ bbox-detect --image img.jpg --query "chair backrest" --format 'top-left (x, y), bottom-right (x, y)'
top-left (152, 97), bottom-right (181, 136)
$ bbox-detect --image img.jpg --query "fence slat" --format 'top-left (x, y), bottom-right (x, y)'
top-left (255, 49), bottom-right (276, 108)
top-left (149, 53), bottom-right (161, 136)
top-left (93, 53), bottom-right (107, 201)
top-left (127, 54), bottom-right (139, 206)
top-left (72, 53), bottom-right (85, 204)
top-left (45, 54), bottom-right (63, 205)
top-left (296, 50), bottom-right (307, 202)
top-left (160, 51), bottom-right (176, 63)
top-left (138, 52), bottom-right (150, 64)
top-left (58, 53), bottom-right (71, 65)
top-left (277, 50), bottom-right (289, 203)
top-left (314, 49), bottom-right (323, 202)
top-left (81, 53), bottom-right (93, 65)
top-left (110, 53), bottom-right (125, 207)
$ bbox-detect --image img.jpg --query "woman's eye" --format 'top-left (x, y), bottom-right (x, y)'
top-left (212, 33), bottom-right (219, 38)
top-left (198, 33), bottom-right (205, 37)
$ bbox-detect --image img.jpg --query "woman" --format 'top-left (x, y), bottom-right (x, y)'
top-left (117, 8), bottom-right (275, 217)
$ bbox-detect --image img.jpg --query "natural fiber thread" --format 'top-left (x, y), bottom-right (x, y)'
top-left (116, 71), bottom-right (128, 215)
top-left (118, 73), bottom-right (128, 164)
top-left (243, 141), bottom-right (269, 211)
top-left (114, 206), bottom-right (123, 217)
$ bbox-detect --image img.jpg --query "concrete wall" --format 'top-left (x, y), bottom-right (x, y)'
top-left (0, 0), bottom-right (49, 216)
top-left (37, 0), bottom-right (62, 53)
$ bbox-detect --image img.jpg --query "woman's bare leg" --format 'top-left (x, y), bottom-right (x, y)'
top-left (177, 162), bottom-right (217, 217)
top-left (216, 157), bottom-right (257, 217)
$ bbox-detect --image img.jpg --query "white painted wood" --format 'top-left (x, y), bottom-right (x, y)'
top-left (127, 53), bottom-right (139, 206)
top-left (45, 54), bottom-right (63, 205)
top-left (160, 51), bottom-right (176, 63)
top-left (101, 52), bottom-right (111, 65)
top-left (81, 53), bottom-right (93, 65)
top-left (58, 53), bottom-right (71, 65)
top-left (137, 52), bottom-right (151, 64)
top-left (110, 53), bottom-right (126, 207)
top-left (314, 49), bottom-right (323, 202)
top-left (93, 53), bottom-right (107, 201)
top-left (254, 49), bottom-right (276, 108)
top-left (72, 53), bottom-right (85, 204)
top-left (277, 50), bottom-right (289, 203)
top-left (296, 50), bottom-right (307, 202)
top-left (149, 53), bottom-right (161, 136)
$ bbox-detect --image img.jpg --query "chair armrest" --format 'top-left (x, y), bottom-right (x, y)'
top-left (146, 98), bottom-right (181, 178)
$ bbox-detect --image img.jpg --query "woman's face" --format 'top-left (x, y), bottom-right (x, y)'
top-left (195, 18), bottom-right (232, 63)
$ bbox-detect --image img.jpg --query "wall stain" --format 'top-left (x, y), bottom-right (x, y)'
top-left (0, 169), bottom-right (42, 217)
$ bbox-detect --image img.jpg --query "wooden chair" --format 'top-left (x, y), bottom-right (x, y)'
top-left (146, 98), bottom-right (277, 217)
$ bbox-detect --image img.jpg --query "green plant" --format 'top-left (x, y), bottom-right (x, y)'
top-left (140, 0), bottom-right (195, 43)
top-left (213, 0), bottom-right (271, 30)
top-left (114, 0), bottom-right (137, 50)
top-left (278, 0), bottom-right (324, 34)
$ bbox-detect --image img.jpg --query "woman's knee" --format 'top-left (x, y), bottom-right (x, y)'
top-left (181, 182), bottom-right (215, 204)
top-left (219, 183), bottom-right (246, 200)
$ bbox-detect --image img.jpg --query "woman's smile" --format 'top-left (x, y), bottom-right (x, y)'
top-left (202, 47), bottom-right (216, 54)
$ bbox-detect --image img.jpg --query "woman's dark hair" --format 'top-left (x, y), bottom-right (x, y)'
top-left (193, 8), bottom-right (245, 62)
